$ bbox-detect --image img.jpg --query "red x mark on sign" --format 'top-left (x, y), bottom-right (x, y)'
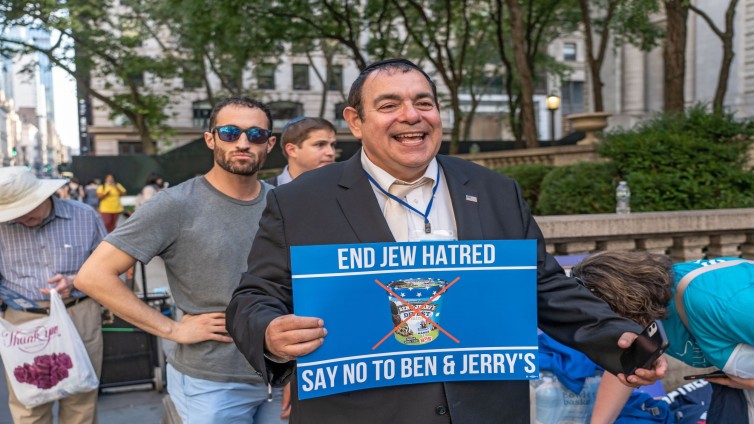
top-left (372, 277), bottom-right (460, 350)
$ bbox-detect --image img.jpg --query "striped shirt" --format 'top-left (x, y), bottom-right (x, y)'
top-left (0, 196), bottom-right (106, 301)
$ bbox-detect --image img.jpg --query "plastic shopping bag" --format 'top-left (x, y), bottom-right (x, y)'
top-left (0, 289), bottom-right (99, 408)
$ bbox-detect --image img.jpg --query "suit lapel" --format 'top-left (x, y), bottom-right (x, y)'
top-left (438, 156), bottom-right (484, 240)
top-left (336, 152), bottom-right (395, 243)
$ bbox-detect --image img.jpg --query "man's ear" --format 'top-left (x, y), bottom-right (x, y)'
top-left (204, 131), bottom-right (215, 150)
top-left (266, 136), bottom-right (277, 154)
top-left (284, 142), bottom-right (298, 158)
top-left (343, 106), bottom-right (362, 140)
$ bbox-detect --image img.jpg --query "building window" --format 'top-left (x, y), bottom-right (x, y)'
top-left (292, 64), bottom-right (310, 90)
top-left (118, 141), bottom-right (143, 155)
top-left (192, 101), bottom-right (212, 129)
top-left (563, 42), bottom-right (577, 61)
top-left (256, 64), bottom-right (276, 90)
top-left (268, 101), bottom-right (304, 128)
top-left (327, 65), bottom-right (343, 91)
top-left (561, 81), bottom-right (585, 116)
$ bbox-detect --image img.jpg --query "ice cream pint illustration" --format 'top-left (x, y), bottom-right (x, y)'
top-left (386, 278), bottom-right (447, 345)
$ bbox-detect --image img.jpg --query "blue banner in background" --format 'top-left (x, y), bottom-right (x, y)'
top-left (291, 240), bottom-right (539, 399)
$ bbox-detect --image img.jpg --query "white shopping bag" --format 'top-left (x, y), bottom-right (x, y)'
top-left (0, 289), bottom-right (99, 408)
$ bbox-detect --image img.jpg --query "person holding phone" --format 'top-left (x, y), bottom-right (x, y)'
top-left (571, 251), bottom-right (754, 423)
top-left (96, 174), bottom-right (126, 232)
top-left (226, 58), bottom-right (665, 424)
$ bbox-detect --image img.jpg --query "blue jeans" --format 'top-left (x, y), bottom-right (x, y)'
top-left (167, 364), bottom-right (287, 424)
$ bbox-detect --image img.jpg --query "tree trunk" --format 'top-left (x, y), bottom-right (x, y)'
top-left (320, 62), bottom-right (332, 118)
top-left (448, 85), bottom-right (463, 155)
top-left (663, 0), bottom-right (688, 113)
top-left (462, 96), bottom-right (480, 144)
top-left (491, 0), bottom-right (523, 147)
top-left (579, 0), bottom-right (617, 113)
top-left (588, 60), bottom-right (605, 112)
top-left (505, 0), bottom-right (539, 148)
top-left (714, 32), bottom-right (735, 114)
top-left (128, 112), bottom-right (157, 155)
top-left (690, 0), bottom-right (739, 114)
top-left (510, 106), bottom-right (524, 149)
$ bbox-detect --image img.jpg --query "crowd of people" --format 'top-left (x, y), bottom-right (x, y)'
top-left (0, 57), bottom-right (750, 424)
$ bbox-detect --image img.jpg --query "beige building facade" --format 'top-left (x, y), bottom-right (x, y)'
top-left (83, 1), bottom-right (754, 156)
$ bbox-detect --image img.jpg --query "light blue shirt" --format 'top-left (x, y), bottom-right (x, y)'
top-left (0, 197), bottom-right (105, 301)
top-left (275, 166), bottom-right (294, 186)
top-left (665, 258), bottom-right (754, 373)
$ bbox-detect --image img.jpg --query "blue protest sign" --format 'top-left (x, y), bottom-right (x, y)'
top-left (291, 240), bottom-right (538, 399)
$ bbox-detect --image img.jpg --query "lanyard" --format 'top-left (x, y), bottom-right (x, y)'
top-left (365, 166), bottom-right (440, 234)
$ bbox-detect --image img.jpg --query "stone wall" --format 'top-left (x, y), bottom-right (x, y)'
top-left (535, 208), bottom-right (754, 261)
top-left (455, 144), bottom-right (603, 168)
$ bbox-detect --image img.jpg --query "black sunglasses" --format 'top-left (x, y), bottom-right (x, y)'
top-left (211, 125), bottom-right (273, 144)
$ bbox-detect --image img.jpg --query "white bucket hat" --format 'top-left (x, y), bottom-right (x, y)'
top-left (0, 167), bottom-right (66, 223)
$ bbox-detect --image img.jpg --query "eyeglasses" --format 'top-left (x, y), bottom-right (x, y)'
top-left (211, 125), bottom-right (273, 144)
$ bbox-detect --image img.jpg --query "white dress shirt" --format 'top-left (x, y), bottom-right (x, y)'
top-left (361, 151), bottom-right (457, 242)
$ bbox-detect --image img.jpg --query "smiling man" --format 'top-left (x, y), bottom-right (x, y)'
top-left (76, 97), bottom-right (288, 423)
top-left (226, 59), bottom-right (665, 424)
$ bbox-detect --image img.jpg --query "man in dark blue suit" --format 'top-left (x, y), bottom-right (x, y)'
top-left (226, 58), bottom-right (666, 424)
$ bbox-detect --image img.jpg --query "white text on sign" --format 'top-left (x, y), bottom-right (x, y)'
top-left (337, 244), bottom-right (497, 270)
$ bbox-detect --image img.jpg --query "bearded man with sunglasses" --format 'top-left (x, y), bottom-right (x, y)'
top-left (76, 97), bottom-right (288, 423)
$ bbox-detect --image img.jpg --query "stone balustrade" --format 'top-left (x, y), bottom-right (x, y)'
top-left (455, 144), bottom-right (602, 168)
top-left (535, 208), bottom-right (754, 261)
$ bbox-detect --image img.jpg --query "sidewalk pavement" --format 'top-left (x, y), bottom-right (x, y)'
top-left (0, 256), bottom-right (172, 424)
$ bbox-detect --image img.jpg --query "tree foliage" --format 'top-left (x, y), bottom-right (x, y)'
top-left (579, 0), bottom-right (662, 112)
top-left (389, 0), bottom-right (496, 153)
top-left (489, 0), bottom-right (581, 147)
top-left (0, 0), bottom-right (183, 154)
top-left (599, 105), bottom-right (754, 211)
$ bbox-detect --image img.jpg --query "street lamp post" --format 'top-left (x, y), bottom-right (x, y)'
top-left (545, 92), bottom-right (561, 145)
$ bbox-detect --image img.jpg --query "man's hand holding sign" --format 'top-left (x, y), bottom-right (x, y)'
top-left (265, 316), bottom-right (327, 362)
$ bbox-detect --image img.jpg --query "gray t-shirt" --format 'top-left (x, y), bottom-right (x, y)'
top-left (106, 176), bottom-right (269, 383)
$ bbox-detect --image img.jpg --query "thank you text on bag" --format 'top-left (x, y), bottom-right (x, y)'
top-left (0, 290), bottom-right (99, 408)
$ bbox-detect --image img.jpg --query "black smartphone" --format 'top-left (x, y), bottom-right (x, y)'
top-left (620, 320), bottom-right (670, 376)
top-left (683, 370), bottom-right (727, 380)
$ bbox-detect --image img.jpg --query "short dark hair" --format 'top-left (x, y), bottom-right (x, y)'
top-left (571, 251), bottom-right (675, 327)
top-left (144, 172), bottom-right (162, 187)
top-left (279, 116), bottom-right (336, 159)
top-left (347, 58), bottom-right (438, 120)
top-left (208, 96), bottom-right (273, 130)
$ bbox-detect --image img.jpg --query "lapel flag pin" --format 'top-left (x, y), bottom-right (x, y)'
top-left (465, 195), bottom-right (478, 203)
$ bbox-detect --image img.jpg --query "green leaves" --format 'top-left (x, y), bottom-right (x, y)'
top-left (499, 106), bottom-right (754, 214)
top-left (537, 162), bottom-right (617, 215)
top-left (599, 105), bottom-right (754, 212)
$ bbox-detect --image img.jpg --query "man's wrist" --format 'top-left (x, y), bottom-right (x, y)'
top-left (264, 349), bottom-right (289, 363)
